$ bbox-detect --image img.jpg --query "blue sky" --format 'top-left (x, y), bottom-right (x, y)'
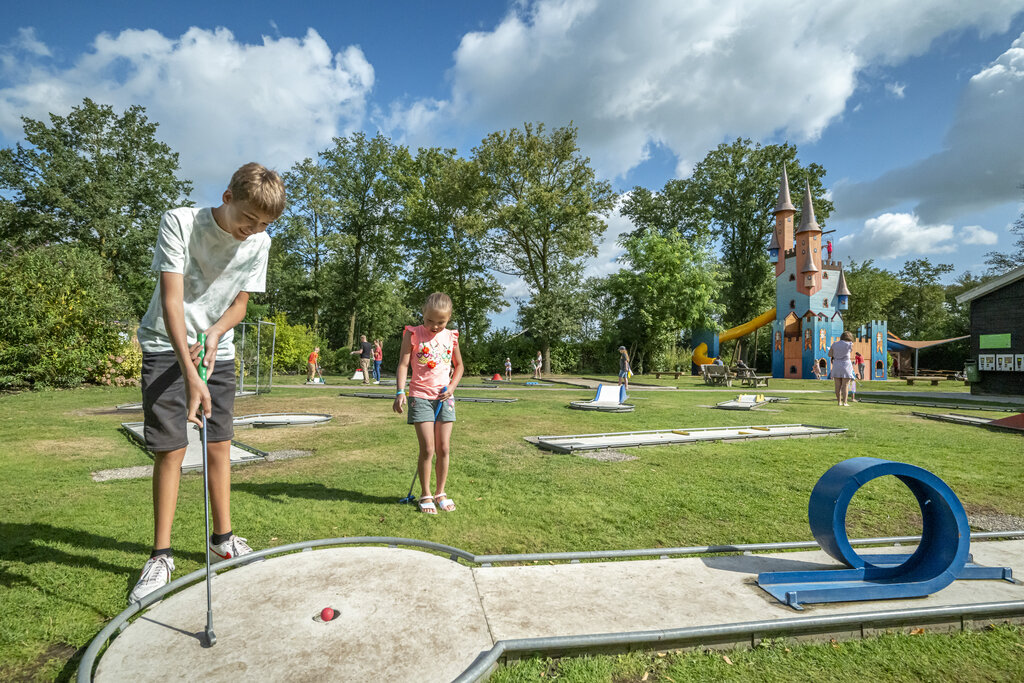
top-left (2, 1), bottom-right (1023, 327)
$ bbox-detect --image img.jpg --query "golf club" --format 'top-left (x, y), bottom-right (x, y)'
top-left (198, 333), bottom-right (216, 648)
top-left (398, 385), bottom-right (450, 504)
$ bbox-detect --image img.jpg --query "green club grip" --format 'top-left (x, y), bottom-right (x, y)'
top-left (198, 333), bottom-right (208, 383)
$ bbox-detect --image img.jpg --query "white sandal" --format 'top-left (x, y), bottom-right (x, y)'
top-left (435, 493), bottom-right (456, 512)
top-left (417, 495), bottom-right (437, 514)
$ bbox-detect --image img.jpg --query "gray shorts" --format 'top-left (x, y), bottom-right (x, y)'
top-left (142, 352), bottom-right (235, 452)
top-left (407, 396), bottom-right (456, 424)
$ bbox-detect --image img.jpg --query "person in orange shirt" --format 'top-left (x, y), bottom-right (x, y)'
top-left (307, 346), bottom-right (320, 382)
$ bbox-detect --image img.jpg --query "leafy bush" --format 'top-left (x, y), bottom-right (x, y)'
top-left (88, 337), bottom-right (143, 386)
top-left (263, 312), bottom-right (323, 374)
top-left (0, 245), bottom-right (132, 388)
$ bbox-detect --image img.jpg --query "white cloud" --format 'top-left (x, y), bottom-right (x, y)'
top-left (386, 0), bottom-right (1022, 180)
top-left (885, 81), bottom-right (906, 98)
top-left (833, 31), bottom-right (1024, 223)
top-left (836, 212), bottom-right (1004, 259)
top-left (962, 224), bottom-right (999, 245)
top-left (0, 27), bottom-right (374, 194)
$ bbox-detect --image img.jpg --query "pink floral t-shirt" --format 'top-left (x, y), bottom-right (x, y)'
top-left (405, 325), bottom-right (459, 399)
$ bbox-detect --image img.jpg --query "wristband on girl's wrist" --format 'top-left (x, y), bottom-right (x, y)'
top-left (396, 390), bottom-right (405, 396)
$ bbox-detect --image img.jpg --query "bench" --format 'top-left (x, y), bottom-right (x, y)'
top-left (701, 364), bottom-right (733, 387)
top-left (653, 371), bottom-right (682, 379)
top-left (905, 376), bottom-right (944, 386)
top-left (735, 368), bottom-right (770, 387)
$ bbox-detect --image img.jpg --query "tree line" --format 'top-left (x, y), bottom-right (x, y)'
top-left (1, 98), bottom-right (1021, 386)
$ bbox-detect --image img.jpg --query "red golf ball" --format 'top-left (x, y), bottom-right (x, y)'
top-left (320, 607), bottom-right (335, 622)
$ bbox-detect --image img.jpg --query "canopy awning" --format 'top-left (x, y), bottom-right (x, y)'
top-left (887, 332), bottom-right (969, 352)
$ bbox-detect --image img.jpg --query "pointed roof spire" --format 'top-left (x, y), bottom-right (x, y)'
top-left (774, 166), bottom-right (795, 213)
top-left (796, 181), bottom-right (821, 234)
top-left (801, 247), bottom-right (819, 273)
top-left (768, 227), bottom-right (780, 251)
top-left (836, 268), bottom-right (851, 296)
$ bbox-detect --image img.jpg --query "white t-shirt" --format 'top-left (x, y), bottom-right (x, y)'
top-left (137, 207), bottom-right (270, 360)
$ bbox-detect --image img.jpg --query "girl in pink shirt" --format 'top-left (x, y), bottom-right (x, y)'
top-left (393, 293), bottom-right (464, 514)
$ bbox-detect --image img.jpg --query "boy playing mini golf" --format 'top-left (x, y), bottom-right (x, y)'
top-left (130, 163), bottom-right (286, 603)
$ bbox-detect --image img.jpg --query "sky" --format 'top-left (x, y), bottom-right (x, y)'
top-left (2, 0), bottom-right (1023, 328)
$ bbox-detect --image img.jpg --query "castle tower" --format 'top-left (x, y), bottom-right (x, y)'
top-left (795, 181), bottom-right (822, 296)
top-left (836, 268), bottom-right (850, 310)
top-left (771, 166), bottom-right (796, 277)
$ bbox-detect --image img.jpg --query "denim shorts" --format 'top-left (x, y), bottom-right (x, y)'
top-left (141, 352), bottom-right (235, 451)
top-left (407, 395), bottom-right (456, 424)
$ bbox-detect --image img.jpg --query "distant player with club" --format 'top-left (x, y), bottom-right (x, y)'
top-left (130, 163), bottom-right (286, 603)
top-left (393, 293), bottom-right (464, 514)
top-left (307, 346), bottom-right (320, 382)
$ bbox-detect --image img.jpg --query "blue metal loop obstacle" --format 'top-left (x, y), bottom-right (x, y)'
top-left (758, 457), bottom-right (1012, 609)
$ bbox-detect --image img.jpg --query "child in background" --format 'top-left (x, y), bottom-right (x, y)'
top-left (372, 338), bottom-right (383, 384)
top-left (307, 346), bottom-right (320, 383)
top-left (393, 293), bottom-right (464, 514)
top-left (504, 357), bottom-right (512, 380)
top-left (131, 163), bottom-right (286, 603)
top-left (849, 378), bottom-right (857, 402)
top-left (533, 351), bottom-right (543, 379)
top-left (618, 346), bottom-right (631, 391)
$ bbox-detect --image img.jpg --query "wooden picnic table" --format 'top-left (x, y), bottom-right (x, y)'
top-left (735, 368), bottom-right (770, 387)
top-left (701, 365), bottom-right (733, 387)
top-left (653, 371), bottom-right (682, 379)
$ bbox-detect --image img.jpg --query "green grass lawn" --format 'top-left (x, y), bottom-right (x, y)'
top-left (0, 378), bottom-right (1020, 680)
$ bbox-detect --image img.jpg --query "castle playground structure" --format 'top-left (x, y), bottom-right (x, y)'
top-left (692, 168), bottom-right (888, 380)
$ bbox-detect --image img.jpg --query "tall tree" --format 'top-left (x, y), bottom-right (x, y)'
top-left (475, 123), bottom-right (616, 371)
top-left (0, 98), bottom-right (192, 314)
top-left (270, 158), bottom-right (340, 332)
top-left (405, 147), bottom-right (505, 346)
top-left (888, 259), bottom-right (954, 339)
top-left (984, 183), bottom-right (1024, 274)
top-left (603, 228), bottom-right (723, 373)
top-left (630, 140), bottom-right (831, 330)
top-left (319, 132), bottom-right (412, 348)
top-left (842, 259), bottom-right (903, 331)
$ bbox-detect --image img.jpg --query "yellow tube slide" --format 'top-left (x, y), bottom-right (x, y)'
top-left (692, 308), bottom-right (777, 365)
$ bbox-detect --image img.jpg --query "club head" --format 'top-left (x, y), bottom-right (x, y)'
top-left (202, 629), bottom-right (217, 648)
top-left (398, 494), bottom-right (416, 504)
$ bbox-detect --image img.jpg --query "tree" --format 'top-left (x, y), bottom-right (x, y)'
top-left (984, 185), bottom-right (1024, 274)
top-left (842, 259), bottom-right (903, 331)
top-left (404, 147), bottom-right (505, 347)
top-left (0, 98), bottom-right (192, 314)
top-left (318, 132), bottom-right (413, 348)
top-left (603, 228), bottom-right (723, 373)
top-left (475, 123), bottom-right (616, 371)
top-left (888, 259), bottom-right (954, 339)
top-left (630, 140), bottom-right (831, 331)
top-left (0, 245), bottom-right (132, 387)
top-left (269, 159), bottom-right (340, 332)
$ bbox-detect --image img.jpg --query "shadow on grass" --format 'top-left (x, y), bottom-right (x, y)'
top-left (0, 522), bottom-right (209, 682)
top-left (233, 481), bottom-right (397, 505)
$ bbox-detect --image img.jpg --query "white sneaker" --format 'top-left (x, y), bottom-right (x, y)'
top-left (129, 555), bottom-right (175, 603)
top-left (373, 381), bottom-right (380, 385)
top-left (209, 534), bottom-right (253, 562)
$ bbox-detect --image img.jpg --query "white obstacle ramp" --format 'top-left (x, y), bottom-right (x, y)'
top-left (568, 384), bottom-right (634, 413)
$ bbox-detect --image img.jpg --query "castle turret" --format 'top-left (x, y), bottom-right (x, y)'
top-left (795, 181), bottom-right (822, 295)
top-left (836, 268), bottom-right (851, 310)
top-left (772, 166), bottom-right (796, 276)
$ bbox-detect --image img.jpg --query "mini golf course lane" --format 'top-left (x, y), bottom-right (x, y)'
top-left (95, 547), bottom-right (492, 683)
